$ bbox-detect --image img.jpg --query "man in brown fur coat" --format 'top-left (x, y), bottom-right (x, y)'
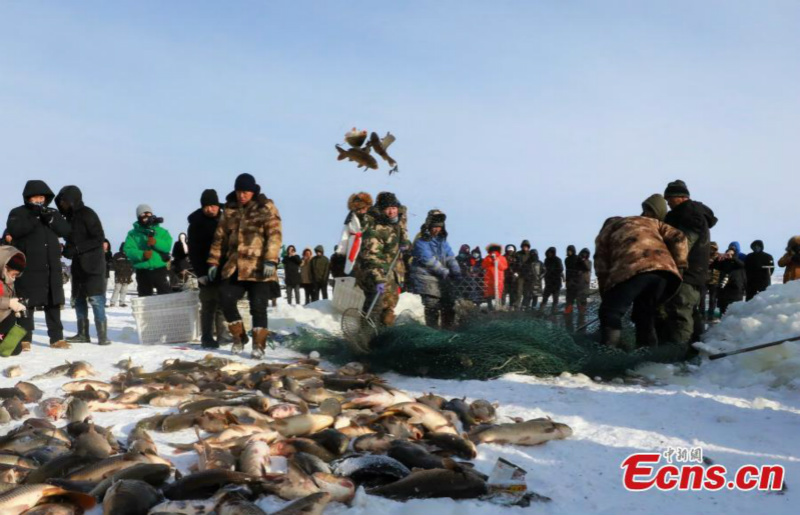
top-left (208, 173), bottom-right (282, 358)
top-left (594, 194), bottom-right (688, 348)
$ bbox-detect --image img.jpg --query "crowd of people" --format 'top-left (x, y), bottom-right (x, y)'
top-left (1, 176), bottom-right (799, 359)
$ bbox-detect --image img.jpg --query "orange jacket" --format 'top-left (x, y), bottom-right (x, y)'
top-left (482, 251), bottom-right (508, 299)
top-left (778, 236), bottom-right (800, 283)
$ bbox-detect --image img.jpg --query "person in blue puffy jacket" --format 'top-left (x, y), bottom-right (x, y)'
top-left (409, 210), bottom-right (461, 329)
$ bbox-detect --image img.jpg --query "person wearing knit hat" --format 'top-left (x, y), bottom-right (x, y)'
top-left (356, 191), bottom-right (411, 328)
top-left (661, 181), bottom-right (718, 350)
top-left (594, 202), bottom-right (689, 349)
top-left (123, 203), bottom-right (173, 299)
top-left (188, 189), bottom-right (228, 348)
top-left (663, 180), bottom-right (690, 200)
top-left (208, 173), bottom-right (282, 359)
top-left (514, 239), bottom-right (542, 311)
top-left (641, 194), bottom-right (668, 222)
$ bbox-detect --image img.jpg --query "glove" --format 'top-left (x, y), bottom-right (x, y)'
top-left (376, 283), bottom-right (386, 295)
top-left (147, 236), bottom-right (156, 247)
top-left (143, 250), bottom-right (153, 261)
top-left (197, 276), bottom-right (209, 286)
top-left (9, 298), bottom-right (26, 314)
top-left (438, 268), bottom-right (450, 280)
top-left (62, 244), bottom-right (76, 260)
top-left (262, 261), bottom-right (278, 278)
top-left (40, 208), bottom-right (54, 225)
top-left (208, 266), bottom-right (218, 282)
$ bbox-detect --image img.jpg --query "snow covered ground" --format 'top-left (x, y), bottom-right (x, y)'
top-left (1, 284), bottom-right (798, 514)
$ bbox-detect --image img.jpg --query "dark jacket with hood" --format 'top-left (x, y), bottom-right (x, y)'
top-left (54, 185), bottom-right (107, 297)
top-left (504, 245), bottom-right (518, 288)
top-left (713, 242), bottom-right (746, 301)
top-left (172, 233), bottom-right (190, 273)
top-left (744, 240), bottom-right (774, 294)
top-left (6, 180), bottom-right (71, 306)
top-left (187, 208), bottom-right (221, 279)
top-left (564, 245), bottom-right (580, 283)
top-left (543, 247), bottom-right (564, 288)
top-left (664, 200), bottom-right (718, 287)
top-left (311, 245), bottom-right (330, 285)
top-left (103, 239), bottom-right (113, 279)
top-left (283, 251), bottom-right (303, 287)
top-left (112, 243), bottom-right (134, 284)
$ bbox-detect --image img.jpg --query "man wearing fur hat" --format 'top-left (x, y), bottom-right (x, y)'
top-left (659, 180), bottom-right (717, 350)
top-left (208, 173), bottom-right (282, 358)
top-left (410, 210), bottom-right (461, 329)
top-left (357, 191), bottom-right (410, 327)
top-left (336, 192), bottom-right (372, 276)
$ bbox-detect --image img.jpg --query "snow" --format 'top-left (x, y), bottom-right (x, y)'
top-left (1, 286), bottom-right (797, 514)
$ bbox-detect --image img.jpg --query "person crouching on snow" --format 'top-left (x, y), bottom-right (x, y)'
top-left (0, 247), bottom-right (28, 356)
top-left (208, 173), bottom-right (282, 359)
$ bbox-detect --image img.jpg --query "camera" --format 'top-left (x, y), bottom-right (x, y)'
top-left (141, 215), bottom-right (165, 227)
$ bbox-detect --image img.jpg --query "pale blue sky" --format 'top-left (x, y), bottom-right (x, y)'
top-left (1, 1), bottom-right (798, 260)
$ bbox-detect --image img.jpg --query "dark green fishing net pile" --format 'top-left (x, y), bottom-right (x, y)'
top-left (288, 302), bottom-right (689, 380)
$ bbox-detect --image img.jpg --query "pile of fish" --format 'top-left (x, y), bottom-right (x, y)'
top-left (0, 356), bottom-right (573, 514)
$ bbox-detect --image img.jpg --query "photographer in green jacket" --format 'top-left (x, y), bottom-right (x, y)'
top-left (123, 204), bottom-right (173, 297)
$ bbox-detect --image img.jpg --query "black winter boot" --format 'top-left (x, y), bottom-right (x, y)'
top-left (96, 320), bottom-right (111, 346)
top-left (67, 318), bottom-right (91, 343)
top-left (602, 327), bottom-right (622, 348)
top-left (200, 306), bottom-right (218, 349)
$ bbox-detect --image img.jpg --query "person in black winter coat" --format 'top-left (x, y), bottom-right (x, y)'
top-left (282, 245), bottom-right (303, 305)
top-left (6, 180), bottom-right (69, 350)
top-left (188, 189), bottom-right (230, 348)
top-left (103, 239), bottom-right (113, 283)
top-left (110, 243), bottom-right (133, 307)
top-left (55, 185), bottom-right (110, 345)
top-left (660, 180), bottom-right (717, 347)
top-left (329, 245), bottom-right (346, 292)
top-left (6, 180), bottom-right (72, 350)
top-left (744, 240), bottom-right (774, 300)
top-left (540, 247), bottom-right (564, 313)
top-left (713, 244), bottom-right (746, 315)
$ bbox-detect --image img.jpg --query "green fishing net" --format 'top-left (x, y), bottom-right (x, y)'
top-left (288, 300), bottom-right (688, 380)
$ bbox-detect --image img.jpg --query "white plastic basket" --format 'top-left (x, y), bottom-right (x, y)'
top-left (131, 291), bottom-right (200, 344)
top-left (331, 277), bottom-right (365, 313)
top-left (237, 298), bottom-right (252, 332)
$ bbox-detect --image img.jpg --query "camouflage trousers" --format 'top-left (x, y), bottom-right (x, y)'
top-left (656, 282), bottom-right (701, 349)
top-left (363, 280), bottom-right (400, 327)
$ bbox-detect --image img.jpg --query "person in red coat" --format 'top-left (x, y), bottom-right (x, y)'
top-left (482, 243), bottom-right (508, 309)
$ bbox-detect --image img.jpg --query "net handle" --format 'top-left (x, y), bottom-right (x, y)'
top-left (365, 249), bottom-right (403, 318)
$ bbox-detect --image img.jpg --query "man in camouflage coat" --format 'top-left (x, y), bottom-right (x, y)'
top-left (357, 192), bottom-right (411, 327)
top-left (594, 194), bottom-right (688, 348)
top-left (208, 173), bottom-right (282, 358)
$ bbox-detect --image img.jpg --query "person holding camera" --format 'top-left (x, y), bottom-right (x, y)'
top-left (711, 242), bottom-right (746, 316)
top-left (123, 204), bottom-right (173, 297)
top-left (5, 180), bottom-right (72, 350)
top-left (55, 185), bottom-right (110, 345)
top-left (208, 173), bottom-right (282, 358)
top-left (778, 236), bottom-right (800, 284)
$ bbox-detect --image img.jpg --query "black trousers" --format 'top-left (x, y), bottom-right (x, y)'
top-left (600, 272), bottom-right (669, 333)
top-left (220, 277), bottom-right (270, 328)
top-left (19, 304), bottom-right (64, 344)
top-left (136, 268), bottom-right (171, 297)
top-left (312, 282), bottom-right (328, 301)
top-left (302, 285), bottom-right (314, 305)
